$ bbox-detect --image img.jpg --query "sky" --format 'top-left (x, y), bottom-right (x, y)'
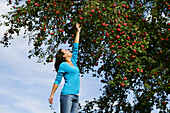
top-left (0, 0), bottom-right (168, 113)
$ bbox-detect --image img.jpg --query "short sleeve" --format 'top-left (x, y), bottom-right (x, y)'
top-left (54, 63), bottom-right (66, 85)
top-left (72, 43), bottom-right (79, 63)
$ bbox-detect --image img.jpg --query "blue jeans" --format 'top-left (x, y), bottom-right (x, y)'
top-left (60, 94), bottom-right (79, 113)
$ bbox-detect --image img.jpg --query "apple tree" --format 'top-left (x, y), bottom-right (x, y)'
top-left (0, 0), bottom-right (169, 112)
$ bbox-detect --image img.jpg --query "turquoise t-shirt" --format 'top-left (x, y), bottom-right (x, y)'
top-left (54, 43), bottom-right (80, 95)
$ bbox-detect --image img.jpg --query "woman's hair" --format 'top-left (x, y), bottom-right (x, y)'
top-left (54, 49), bottom-right (66, 72)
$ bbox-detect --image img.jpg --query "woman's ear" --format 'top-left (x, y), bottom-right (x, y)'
top-left (63, 55), bottom-right (66, 58)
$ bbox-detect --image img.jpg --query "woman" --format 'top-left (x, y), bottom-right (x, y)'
top-left (48, 23), bottom-right (82, 113)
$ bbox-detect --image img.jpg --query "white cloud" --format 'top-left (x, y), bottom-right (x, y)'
top-left (0, 88), bottom-right (51, 113)
top-left (0, 105), bottom-right (17, 113)
top-left (14, 98), bottom-right (50, 113)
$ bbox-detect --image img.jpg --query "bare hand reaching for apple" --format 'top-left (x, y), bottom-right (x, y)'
top-left (76, 23), bottom-right (82, 33)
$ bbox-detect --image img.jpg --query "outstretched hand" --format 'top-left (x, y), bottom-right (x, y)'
top-left (76, 23), bottom-right (82, 33)
top-left (49, 95), bottom-right (53, 104)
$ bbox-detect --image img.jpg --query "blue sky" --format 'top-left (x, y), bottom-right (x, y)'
top-left (0, 0), bottom-right (168, 113)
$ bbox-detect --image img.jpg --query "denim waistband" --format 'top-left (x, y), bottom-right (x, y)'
top-left (61, 94), bottom-right (79, 97)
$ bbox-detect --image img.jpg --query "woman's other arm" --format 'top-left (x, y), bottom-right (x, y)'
top-left (49, 63), bottom-right (66, 104)
top-left (49, 84), bottom-right (58, 104)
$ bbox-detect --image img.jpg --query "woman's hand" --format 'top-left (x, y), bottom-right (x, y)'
top-left (76, 23), bottom-right (82, 33)
top-left (49, 95), bottom-right (54, 104)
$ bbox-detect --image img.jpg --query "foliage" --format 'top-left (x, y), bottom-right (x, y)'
top-left (1, 0), bottom-right (169, 112)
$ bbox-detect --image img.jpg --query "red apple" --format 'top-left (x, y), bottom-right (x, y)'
top-left (80, 17), bottom-right (83, 20)
top-left (117, 24), bottom-right (121, 27)
top-left (115, 19), bottom-right (118, 23)
top-left (129, 70), bottom-right (132, 73)
top-left (133, 49), bottom-right (136, 53)
top-left (106, 33), bottom-right (109, 36)
top-left (132, 55), bottom-right (135, 58)
top-left (117, 28), bottom-right (121, 31)
top-left (122, 4), bottom-right (126, 8)
top-left (111, 45), bottom-right (114, 48)
top-left (162, 102), bottom-right (165, 105)
top-left (127, 36), bottom-right (130, 40)
top-left (93, 39), bottom-right (96, 43)
top-left (123, 23), bottom-right (127, 26)
top-left (112, 50), bottom-right (115, 53)
top-left (56, 11), bottom-right (59, 14)
top-left (102, 22), bottom-right (105, 26)
top-left (116, 35), bottom-right (120, 39)
top-left (124, 77), bottom-right (127, 80)
top-left (118, 62), bottom-right (121, 65)
top-left (121, 83), bottom-right (124, 86)
top-left (136, 68), bottom-right (140, 72)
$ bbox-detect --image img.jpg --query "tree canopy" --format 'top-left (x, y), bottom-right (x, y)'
top-left (0, 0), bottom-right (169, 112)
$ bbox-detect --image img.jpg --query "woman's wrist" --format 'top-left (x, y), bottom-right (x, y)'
top-left (77, 30), bottom-right (80, 33)
top-left (50, 93), bottom-right (54, 97)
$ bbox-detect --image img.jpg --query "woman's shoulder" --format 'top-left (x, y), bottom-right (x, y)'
top-left (60, 62), bottom-right (67, 67)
